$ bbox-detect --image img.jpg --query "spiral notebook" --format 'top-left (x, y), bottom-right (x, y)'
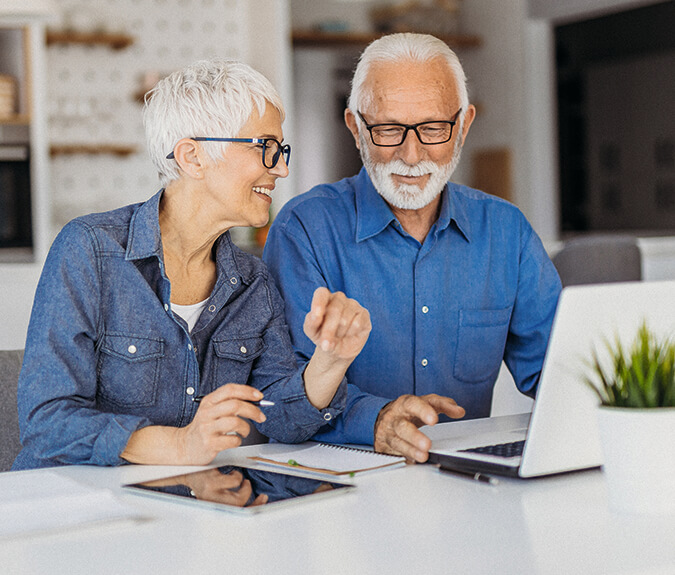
top-left (250, 443), bottom-right (406, 477)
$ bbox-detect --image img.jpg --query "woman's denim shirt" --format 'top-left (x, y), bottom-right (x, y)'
top-left (13, 190), bottom-right (346, 469)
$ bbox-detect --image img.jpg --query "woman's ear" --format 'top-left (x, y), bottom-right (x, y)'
top-left (171, 138), bottom-right (205, 179)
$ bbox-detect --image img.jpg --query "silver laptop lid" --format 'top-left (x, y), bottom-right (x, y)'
top-left (520, 280), bottom-right (675, 477)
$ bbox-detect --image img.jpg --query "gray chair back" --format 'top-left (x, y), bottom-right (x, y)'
top-left (552, 235), bottom-right (642, 287)
top-left (0, 349), bottom-right (23, 472)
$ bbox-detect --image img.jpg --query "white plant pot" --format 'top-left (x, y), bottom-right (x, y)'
top-left (597, 406), bottom-right (675, 515)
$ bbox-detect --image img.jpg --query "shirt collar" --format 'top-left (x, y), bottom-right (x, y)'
top-left (355, 168), bottom-right (472, 243)
top-left (126, 189), bottom-right (164, 261)
top-left (125, 189), bottom-right (246, 286)
top-left (355, 168), bottom-right (398, 243)
top-left (443, 182), bottom-right (471, 242)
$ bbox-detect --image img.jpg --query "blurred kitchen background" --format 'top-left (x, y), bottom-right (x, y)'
top-left (1, 0), bottom-right (674, 350)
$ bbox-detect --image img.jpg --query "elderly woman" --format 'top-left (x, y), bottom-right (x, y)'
top-left (13, 59), bottom-right (371, 470)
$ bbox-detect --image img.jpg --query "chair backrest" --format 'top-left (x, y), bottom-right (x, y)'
top-left (0, 349), bottom-right (23, 472)
top-left (552, 235), bottom-right (642, 287)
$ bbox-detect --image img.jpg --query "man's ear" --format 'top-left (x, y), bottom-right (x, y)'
top-left (171, 138), bottom-right (205, 179)
top-left (459, 104), bottom-right (477, 147)
top-left (344, 108), bottom-right (361, 150)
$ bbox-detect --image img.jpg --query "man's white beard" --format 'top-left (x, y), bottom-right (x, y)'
top-left (360, 132), bottom-right (463, 211)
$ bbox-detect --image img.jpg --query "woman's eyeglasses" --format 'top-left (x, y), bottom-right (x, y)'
top-left (166, 137), bottom-right (291, 169)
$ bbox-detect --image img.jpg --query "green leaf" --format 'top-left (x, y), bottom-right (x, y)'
top-left (583, 321), bottom-right (675, 408)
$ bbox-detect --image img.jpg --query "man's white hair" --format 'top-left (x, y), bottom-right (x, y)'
top-left (144, 58), bottom-right (284, 187)
top-left (347, 32), bottom-right (469, 118)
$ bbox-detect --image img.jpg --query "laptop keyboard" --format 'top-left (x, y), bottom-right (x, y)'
top-left (459, 439), bottom-right (525, 458)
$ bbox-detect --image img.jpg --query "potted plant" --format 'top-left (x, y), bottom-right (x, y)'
top-left (585, 322), bottom-right (675, 514)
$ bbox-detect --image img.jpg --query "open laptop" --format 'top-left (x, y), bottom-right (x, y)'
top-left (428, 280), bottom-right (675, 478)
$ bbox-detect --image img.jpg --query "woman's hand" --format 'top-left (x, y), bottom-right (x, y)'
top-left (121, 384), bottom-right (266, 465)
top-left (302, 287), bottom-right (371, 409)
top-left (303, 287), bottom-right (371, 362)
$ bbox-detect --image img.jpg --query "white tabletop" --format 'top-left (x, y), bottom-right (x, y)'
top-left (1, 430), bottom-right (674, 575)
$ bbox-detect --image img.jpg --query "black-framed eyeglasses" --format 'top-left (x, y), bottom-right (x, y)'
top-left (166, 137), bottom-right (291, 169)
top-left (357, 109), bottom-right (462, 147)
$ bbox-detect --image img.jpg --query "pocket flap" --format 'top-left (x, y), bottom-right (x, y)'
top-left (101, 334), bottom-right (164, 362)
top-left (214, 336), bottom-right (265, 362)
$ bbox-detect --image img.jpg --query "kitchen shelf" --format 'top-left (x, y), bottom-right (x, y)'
top-left (0, 114), bottom-right (31, 126)
top-left (49, 144), bottom-right (137, 157)
top-left (46, 30), bottom-right (134, 50)
top-left (292, 29), bottom-right (482, 49)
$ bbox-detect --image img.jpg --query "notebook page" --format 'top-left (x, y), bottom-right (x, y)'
top-left (252, 443), bottom-right (405, 474)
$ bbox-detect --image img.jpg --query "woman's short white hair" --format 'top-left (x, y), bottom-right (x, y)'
top-left (144, 58), bottom-right (285, 186)
top-left (348, 32), bottom-right (469, 119)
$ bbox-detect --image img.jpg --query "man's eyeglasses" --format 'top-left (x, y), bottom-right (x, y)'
top-left (166, 137), bottom-right (291, 169)
top-left (357, 109), bottom-right (462, 147)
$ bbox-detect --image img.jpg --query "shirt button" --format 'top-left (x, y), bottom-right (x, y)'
top-left (128, 345), bottom-right (137, 354)
top-left (186, 387), bottom-right (195, 396)
top-left (208, 304), bottom-right (216, 312)
top-left (422, 306), bottom-right (429, 314)
top-left (240, 346), bottom-right (247, 354)
top-left (230, 277), bottom-right (238, 285)
top-left (188, 344), bottom-right (192, 351)
top-left (421, 358), bottom-right (428, 367)
top-left (164, 303), bottom-right (169, 312)
top-left (323, 412), bottom-right (332, 421)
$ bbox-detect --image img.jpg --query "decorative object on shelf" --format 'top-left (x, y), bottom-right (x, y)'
top-left (585, 322), bottom-right (675, 514)
top-left (370, 0), bottom-right (463, 37)
top-left (45, 4), bottom-right (132, 49)
top-left (0, 75), bottom-right (17, 120)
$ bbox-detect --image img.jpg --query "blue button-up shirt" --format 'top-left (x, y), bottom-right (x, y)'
top-left (263, 168), bottom-right (561, 445)
top-left (13, 190), bottom-right (345, 470)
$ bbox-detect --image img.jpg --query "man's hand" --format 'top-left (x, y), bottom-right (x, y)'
top-left (374, 394), bottom-right (465, 463)
top-left (302, 287), bottom-right (371, 409)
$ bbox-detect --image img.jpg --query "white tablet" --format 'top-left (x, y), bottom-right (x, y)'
top-left (123, 464), bottom-right (355, 515)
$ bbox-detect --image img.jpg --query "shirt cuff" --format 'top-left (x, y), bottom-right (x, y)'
top-left (91, 415), bottom-right (153, 466)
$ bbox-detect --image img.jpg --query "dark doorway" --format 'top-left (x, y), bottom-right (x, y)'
top-left (555, 1), bottom-right (675, 234)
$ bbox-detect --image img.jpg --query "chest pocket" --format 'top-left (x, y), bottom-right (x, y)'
top-left (98, 334), bottom-right (164, 407)
top-left (453, 307), bottom-right (512, 383)
top-left (212, 336), bottom-right (266, 386)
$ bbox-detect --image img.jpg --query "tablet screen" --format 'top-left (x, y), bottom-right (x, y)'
top-left (123, 464), bottom-right (355, 515)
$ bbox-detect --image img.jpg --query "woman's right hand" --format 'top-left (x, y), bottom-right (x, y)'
top-left (176, 384), bottom-right (267, 465)
top-left (121, 383), bottom-right (266, 465)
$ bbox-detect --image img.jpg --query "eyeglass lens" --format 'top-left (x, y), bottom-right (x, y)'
top-left (263, 139), bottom-right (291, 169)
top-left (370, 122), bottom-right (454, 146)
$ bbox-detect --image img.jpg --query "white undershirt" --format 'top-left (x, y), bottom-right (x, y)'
top-left (171, 299), bottom-right (209, 333)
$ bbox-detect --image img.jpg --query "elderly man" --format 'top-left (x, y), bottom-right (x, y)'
top-left (264, 33), bottom-right (561, 462)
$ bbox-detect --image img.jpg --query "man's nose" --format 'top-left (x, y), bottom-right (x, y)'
top-left (396, 129), bottom-right (425, 164)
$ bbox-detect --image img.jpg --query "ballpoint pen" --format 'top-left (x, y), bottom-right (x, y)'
top-left (437, 466), bottom-right (499, 485)
top-left (191, 396), bottom-right (275, 406)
